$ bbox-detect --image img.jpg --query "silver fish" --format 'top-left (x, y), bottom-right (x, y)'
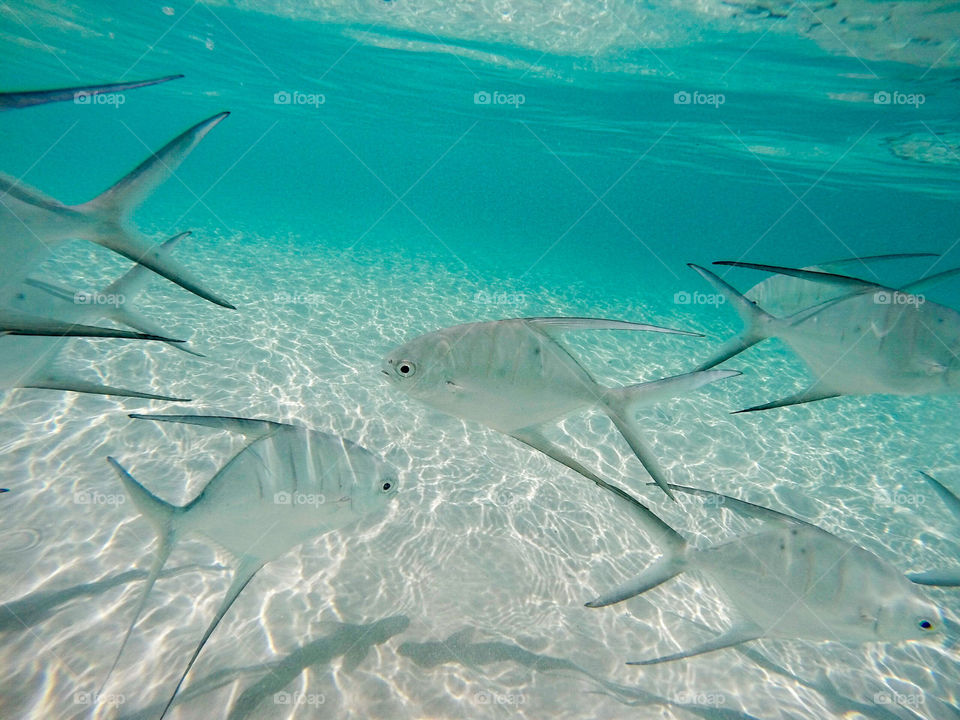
top-left (586, 482), bottom-right (943, 664)
top-left (383, 316), bottom-right (738, 499)
top-left (99, 414), bottom-right (400, 718)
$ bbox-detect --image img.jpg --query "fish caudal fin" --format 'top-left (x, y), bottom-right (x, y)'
top-left (688, 264), bottom-right (776, 370)
top-left (99, 457), bottom-right (181, 695)
top-left (601, 369), bottom-right (740, 500)
top-left (918, 471), bottom-right (960, 524)
top-left (75, 113), bottom-right (236, 310)
top-left (626, 622), bottom-right (763, 665)
top-left (159, 556), bottom-right (264, 719)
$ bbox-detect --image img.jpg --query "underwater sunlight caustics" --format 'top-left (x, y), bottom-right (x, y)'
top-left (1, 2), bottom-right (959, 719)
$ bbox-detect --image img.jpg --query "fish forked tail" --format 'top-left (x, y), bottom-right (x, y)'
top-left (600, 368), bottom-right (741, 500)
top-left (582, 479), bottom-right (689, 608)
top-left (72, 113), bottom-right (236, 310)
top-left (687, 264), bottom-right (777, 370)
top-left (99, 457), bottom-right (182, 696)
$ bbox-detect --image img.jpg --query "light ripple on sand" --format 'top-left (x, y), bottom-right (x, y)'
top-left (0, 230), bottom-right (958, 719)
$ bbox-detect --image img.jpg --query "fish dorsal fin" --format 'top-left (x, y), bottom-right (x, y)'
top-left (817, 252), bottom-right (940, 273)
top-left (0, 173), bottom-right (77, 216)
top-left (525, 317), bottom-right (700, 339)
top-left (626, 621), bottom-right (763, 665)
top-left (0, 74), bottom-right (182, 111)
top-left (661, 484), bottom-right (817, 529)
top-left (159, 555), bottom-right (265, 719)
top-left (714, 261), bottom-right (886, 291)
top-left (129, 413), bottom-right (295, 440)
top-left (901, 267), bottom-right (960, 295)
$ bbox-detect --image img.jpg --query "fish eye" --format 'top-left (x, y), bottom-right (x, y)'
top-left (919, 619), bottom-right (934, 631)
top-left (395, 361), bottom-right (416, 377)
top-left (381, 479), bottom-right (395, 492)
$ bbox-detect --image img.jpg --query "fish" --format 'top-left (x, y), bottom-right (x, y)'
top-left (690, 261), bottom-right (960, 411)
top-left (585, 482), bottom-right (944, 664)
top-left (0, 113), bottom-right (235, 309)
top-left (383, 317), bottom-right (738, 499)
top-left (22, 230), bottom-right (205, 357)
top-left (0, 74), bottom-right (182, 110)
top-left (907, 472), bottom-right (960, 587)
top-left (0, 235), bottom-right (197, 401)
top-left (98, 413), bottom-right (401, 718)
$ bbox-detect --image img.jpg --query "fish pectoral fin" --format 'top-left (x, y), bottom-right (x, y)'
top-left (525, 317), bottom-right (700, 338)
top-left (509, 427), bottom-right (686, 554)
top-left (128, 414), bottom-right (291, 439)
top-left (626, 623), bottom-right (762, 666)
top-left (26, 374), bottom-right (189, 402)
top-left (733, 385), bottom-right (841, 414)
top-left (585, 556), bottom-right (686, 608)
top-left (907, 568), bottom-right (960, 587)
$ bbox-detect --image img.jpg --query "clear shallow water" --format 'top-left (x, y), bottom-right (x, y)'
top-left (1, 2), bottom-right (960, 719)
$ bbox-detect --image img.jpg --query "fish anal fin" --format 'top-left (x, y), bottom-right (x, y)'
top-left (733, 386), bottom-right (841, 414)
top-left (129, 414), bottom-right (291, 439)
top-left (626, 623), bottom-right (762, 665)
top-left (26, 375), bottom-right (188, 402)
top-left (509, 427), bottom-right (686, 554)
top-left (159, 556), bottom-right (265, 719)
top-left (585, 555), bottom-right (686, 608)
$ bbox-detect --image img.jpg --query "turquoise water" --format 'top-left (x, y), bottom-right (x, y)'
top-left (1, 1), bottom-right (960, 718)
